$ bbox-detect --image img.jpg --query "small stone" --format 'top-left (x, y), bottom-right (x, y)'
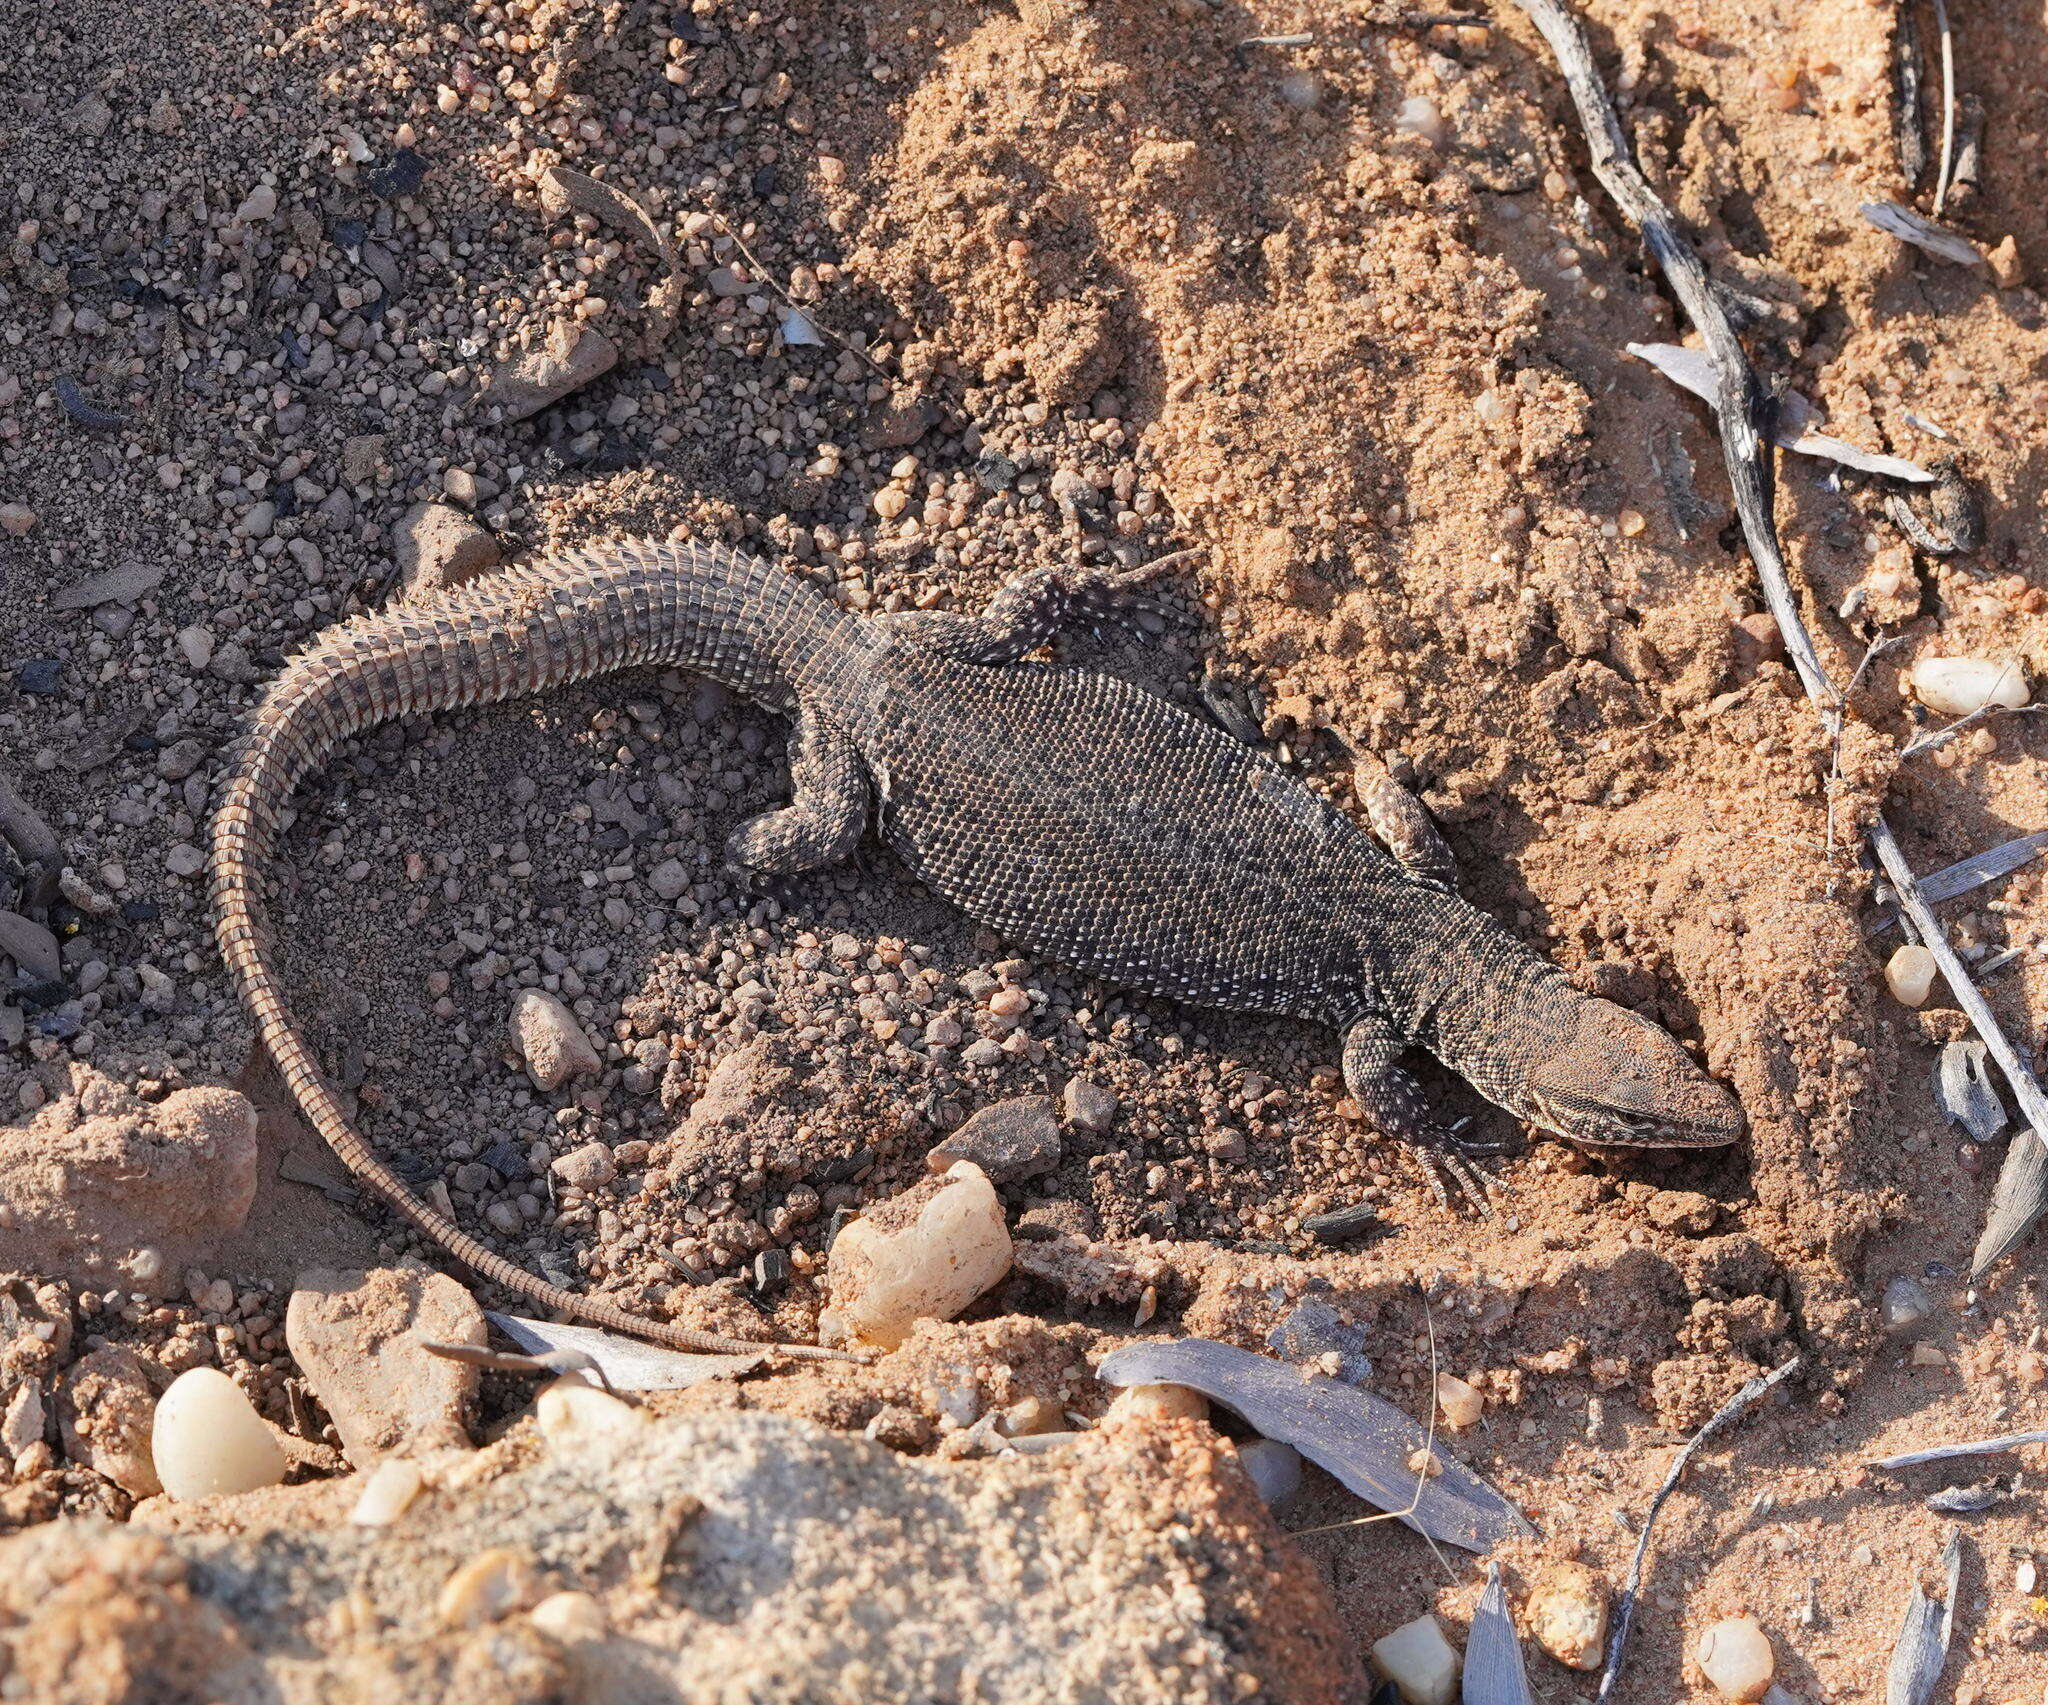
top-left (872, 486), bottom-right (909, 520)
top-left (437, 1547), bottom-right (539, 1629)
top-left (1434, 1373), bottom-right (1485, 1431)
top-left (284, 1266), bottom-right (485, 1467)
top-left (484, 321), bottom-right (618, 421)
top-left (1061, 1077), bottom-right (1118, 1134)
top-left (0, 504), bottom-right (37, 537)
top-left (240, 500), bottom-right (276, 539)
top-left (861, 386), bottom-right (937, 451)
top-left (395, 501), bottom-right (502, 599)
top-left (1301, 1202), bottom-right (1377, 1242)
top-left (649, 858), bottom-right (691, 901)
top-left (1525, 1561), bottom-right (1609, 1671)
top-left (1909, 655), bottom-right (2031, 719)
top-left (165, 844), bottom-right (206, 878)
top-left (1644, 1189), bottom-right (1719, 1235)
top-left (1886, 943), bottom-right (1940, 1008)
top-left (826, 1162), bottom-right (1012, 1350)
top-left (176, 625), bottom-right (215, 670)
top-left (1106, 1383), bottom-right (1209, 1426)
top-left (56, 1346), bottom-right (160, 1498)
top-left (529, 1591), bottom-right (608, 1643)
top-left (1733, 612), bottom-right (1785, 669)
top-left (508, 989), bottom-right (602, 1090)
top-left (150, 1367), bottom-right (288, 1500)
top-left (1235, 1438), bottom-right (1302, 1506)
top-left (1695, 1615), bottom-right (1774, 1702)
top-left (17, 660), bottom-right (60, 696)
top-left (233, 183), bottom-right (278, 226)
top-left (349, 1456), bottom-right (425, 1527)
top-left (551, 1140), bottom-right (617, 1190)
top-left (926, 1096), bottom-right (1062, 1182)
top-left (1395, 95), bottom-right (1445, 148)
top-left (1372, 1613), bottom-right (1460, 1705)
top-left (535, 1377), bottom-right (643, 1451)
top-left (1883, 1275), bottom-right (1933, 1329)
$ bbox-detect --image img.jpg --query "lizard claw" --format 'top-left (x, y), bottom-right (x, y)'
top-left (1412, 1143), bottom-right (1502, 1218)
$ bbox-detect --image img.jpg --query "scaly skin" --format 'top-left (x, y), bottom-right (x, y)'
top-left (215, 537), bottom-right (1742, 1354)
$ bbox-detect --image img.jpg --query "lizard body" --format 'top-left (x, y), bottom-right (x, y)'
top-left (214, 539), bottom-right (1741, 1356)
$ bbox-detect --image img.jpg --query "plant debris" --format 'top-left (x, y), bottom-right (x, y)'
top-left (486, 1311), bottom-right (766, 1389)
top-left (1936, 1040), bottom-right (2007, 1144)
top-left (1461, 1564), bottom-right (1536, 1705)
top-left (1885, 1530), bottom-right (1963, 1705)
top-left (1859, 200), bottom-right (1987, 268)
top-left (1095, 1338), bottom-right (1532, 1553)
top-left (1870, 1426), bottom-right (2048, 1472)
top-left (535, 165), bottom-right (686, 353)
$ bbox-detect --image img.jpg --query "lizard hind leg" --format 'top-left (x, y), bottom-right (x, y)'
top-left (725, 706), bottom-right (871, 875)
top-left (1341, 1015), bottom-right (1501, 1216)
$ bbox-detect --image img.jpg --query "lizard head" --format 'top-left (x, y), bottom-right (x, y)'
top-left (1523, 997), bottom-right (1744, 1149)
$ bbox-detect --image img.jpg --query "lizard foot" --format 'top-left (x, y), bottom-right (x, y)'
top-left (1412, 1143), bottom-right (1502, 1217)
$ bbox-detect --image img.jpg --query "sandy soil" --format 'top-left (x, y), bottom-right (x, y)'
top-left (2, 0), bottom-right (2046, 1698)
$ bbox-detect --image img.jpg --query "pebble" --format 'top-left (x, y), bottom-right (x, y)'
top-left (508, 989), bottom-right (602, 1090)
top-left (18, 660), bottom-right (60, 696)
top-left (484, 321), bottom-right (618, 420)
top-left (176, 625), bottom-right (216, 671)
top-left (1372, 1613), bottom-right (1461, 1705)
top-left (1395, 95), bottom-right (1445, 148)
top-left (1885, 943), bottom-right (1939, 1008)
top-left (1883, 1275), bottom-right (1934, 1329)
top-left (56, 1346), bottom-right (161, 1498)
top-left (1525, 1561), bottom-right (1608, 1671)
top-left (551, 1140), bottom-right (617, 1190)
top-left (395, 501), bottom-right (502, 599)
top-left (529, 1590), bottom-right (608, 1643)
top-left (0, 504), bottom-right (36, 536)
top-left (1909, 655), bottom-right (2031, 719)
top-left (1235, 1438), bottom-right (1302, 1506)
top-left (925, 1096), bottom-right (1063, 1182)
top-left (349, 1456), bottom-right (425, 1527)
top-left (1106, 1383), bottom-right (1209, 1426)
top-left (826, 1162), bottom-right (1012, 1349)
top-left (150, 1367), bottom-right (288, 1500)
top-left (1434, 1373), bottom-right (1485, 1430)
top-left (649, 858), bottom-right (692, 901)
top-left (437, 1547), bottom-right (539, 1629)
top-left (536, 1377), bottom-right (644, 1451)
top-left (165, 844), bottom-right (207, 879)
top-left (1301, 1202), bottom-right (1377, 1242)
top-left (1695, 1615), bottom-right (1774, 1701)
top-left (1061, 1077), bottom-right (1118, 1134)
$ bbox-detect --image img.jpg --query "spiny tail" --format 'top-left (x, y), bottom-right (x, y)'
top-left (211, 537), bottom-right (862, 1363)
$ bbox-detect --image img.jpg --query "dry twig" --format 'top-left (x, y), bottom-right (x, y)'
top-left (1930, 0), bottom-right (1957, 215)
top-left (1514, 0), bottom-right (2048, 1282)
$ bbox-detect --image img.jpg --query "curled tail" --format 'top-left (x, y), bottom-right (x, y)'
top-left (212, 538), bottom-right (862, 1363)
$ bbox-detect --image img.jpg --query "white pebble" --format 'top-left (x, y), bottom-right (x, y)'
top-left (1105, 1383), bottom-right (1209, 1426)
top-left (1882, 1275), bottom-right (1933, 1329)
top-left (1396, 95), bottom-right (1444, 148)
top-left (1235, 1438), bottom-right (1302, 1506)
top-left (348, 1457), bottom-right (424, 1527)
top-left (536, 1377), bottom-right (643, 1451)
top-left (1885, 943), bottom-right (1939, 1008)
top-left (1434, 1373), bottom-right (1484, 1430)
top-left (437, 1547), bottom-right (538, 1629)
top-left (1696, 1615), bottom-right (1774, 1702)
top-left (176, 625), bottom-right (215, 671)
top-left (150, 1368), bottom-right (287, 1500)
top-left (1909, 656), bottom-right (2031, 720)
top-left (1525, 1561), bottom-right (1608, 1670)
top-left (1372, 1613), bottom-right (1461, 1705)
top-left (826, 1162), bottom-right (1012, 1350)
top-left (529, 1590), bottom-right (608, 1642)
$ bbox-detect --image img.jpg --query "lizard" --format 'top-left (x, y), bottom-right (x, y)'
top-left (213, 537), bottom-right (1744, 1358)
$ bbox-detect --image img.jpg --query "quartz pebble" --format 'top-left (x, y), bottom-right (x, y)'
top-left (349, 1456), bottom-right (425, 1527)
top-left (1885, 944), bottom-right (1939, 1008)
top-left (508, 990), bottom-right (602, 1090)
top-left (825, 1162), bottom-right (1012, 1349)
top-left (1372, 1613), bottom-right (1461, 1705)
top-left (1695, 1615), bottom-right (1774, 1702)
top-left (1909, 655), bottom-right (2031, 719)
top-left (1106, 1382), bottom-right (1209, 1426)
top-left (1235, 1438), bottom-right (1302, 1506)
top-left (529, 1590), bottom-right (608, 1642)
top-left (1883, 1275), bottom-right (1934, 1329)
top-left (1434, 1373), bottom-right (1485, 1430)
top-left (150, 1367), bottom-right (287, 1500)
top-left (1525, 1560), bottom-right (1608, 1671)
top-left (437, 1547), bottom-right (538, 1629)
top-left (536, 1377), bottom-right (644, 1450)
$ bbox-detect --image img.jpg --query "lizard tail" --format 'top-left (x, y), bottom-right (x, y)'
top-left (211, 539), bottom-right (865, 1364)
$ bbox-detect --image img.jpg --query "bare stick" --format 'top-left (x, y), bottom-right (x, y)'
top-left (1597, 1356), bottom-right (1801, 1703)
top-left (1931, 0), bottom-right (1957, 214)
top-left (1898, 702), bottom-right (2041, 761)
top-left (1514, 0), bottom-right (2048, 1279)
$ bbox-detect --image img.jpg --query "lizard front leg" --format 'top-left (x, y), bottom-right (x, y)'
top-left (1342, 1014), bottom-right (1499, 1213)
top-left (725, 706), bottom-right (870, 875)
top-left (877, 550), bottom-right (1197, 664)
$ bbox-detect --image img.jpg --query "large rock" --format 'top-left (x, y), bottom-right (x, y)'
top-left (0, 1069), bottom-right (258, 1293)
top-left (482, 321), bottom-right (617, 420)
top-left (0, 1410), bottom-right (1358, 1702)
top-left (285, 1267), bottom-right (485, 1467)
top-left (507, 990), bottom-right (601, 1092)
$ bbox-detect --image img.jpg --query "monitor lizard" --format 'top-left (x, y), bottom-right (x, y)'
top-left (213, 538), bottom-right (1743, 1358)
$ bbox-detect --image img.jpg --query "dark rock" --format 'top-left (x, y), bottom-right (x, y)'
top-left (927, 1096), bottom-right (1063, 1183)
top-left (18, 661), bottom-right (61, 696)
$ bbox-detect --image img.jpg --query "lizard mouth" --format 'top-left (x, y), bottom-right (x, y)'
top-left (1529, 1089), bottom-right (1745, 1149)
